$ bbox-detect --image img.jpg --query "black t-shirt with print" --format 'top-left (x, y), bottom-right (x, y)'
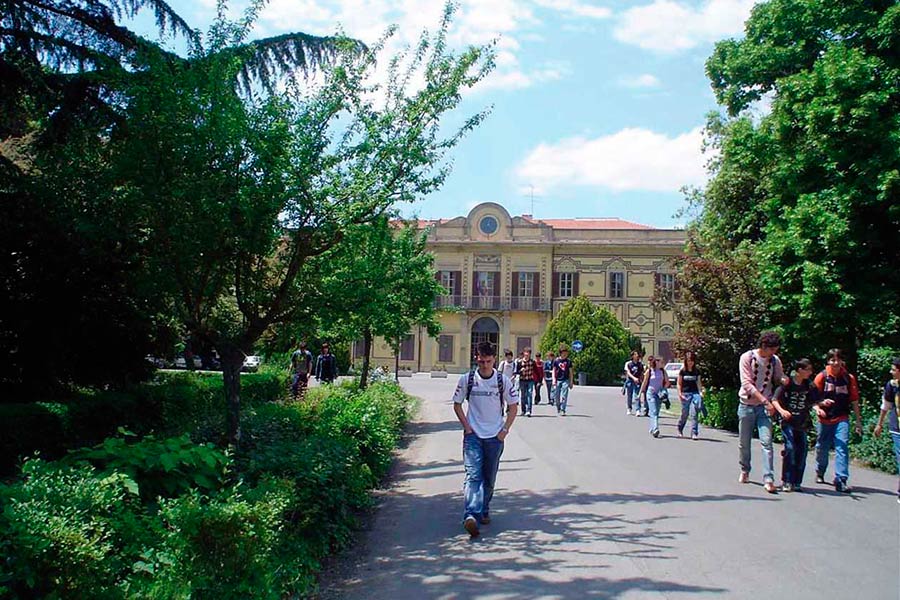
top-left (773, 378), bottom-right (819, 430)
top-left (626, 360), bottom-right (644, 382)
top-left (680, 367), bottom-right (700, 394)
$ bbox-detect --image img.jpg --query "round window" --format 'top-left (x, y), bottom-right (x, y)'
top-left (479, 215), bottom-right (499, 235)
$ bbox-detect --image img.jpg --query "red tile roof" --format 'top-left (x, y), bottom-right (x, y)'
top-left (531, 217), bottom-right (654, 230)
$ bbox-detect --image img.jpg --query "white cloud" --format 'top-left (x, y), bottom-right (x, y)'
top-left (614, 0), bottom-right (755, 52)
top-left (619, 73), bottom-right (661, 88)
top-left (533, 0), bottom-right (612, 19)
top-left (514, 126), bottom-right (707, 193)
top-left (473, 65), bottom-right (566, 93)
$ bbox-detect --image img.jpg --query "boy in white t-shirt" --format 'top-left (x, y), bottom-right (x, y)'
top-left (453, 341), bottom-right (519, 538)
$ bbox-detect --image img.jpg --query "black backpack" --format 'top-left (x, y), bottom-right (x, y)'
top-left (466, 368), bottom-right (505, 416)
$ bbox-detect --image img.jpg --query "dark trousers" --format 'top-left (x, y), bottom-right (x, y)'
top-left (781, 422), bottom-right (808, 485)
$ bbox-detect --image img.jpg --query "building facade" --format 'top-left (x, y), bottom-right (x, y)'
top-left (356, 202), bottom-right (686, 374)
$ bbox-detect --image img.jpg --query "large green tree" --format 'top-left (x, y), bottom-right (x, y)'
top-left (314, 217), bottom-right (444, 388)
top-left (539, 296), bottom-right (632, 385)
top-left (694, 0), bottom-right (900, 360)
top-left (115, 5), bottom-right (493, 440)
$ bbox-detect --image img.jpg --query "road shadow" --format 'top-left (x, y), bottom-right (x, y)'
top-left (317, 486), bottom-right (733, 599)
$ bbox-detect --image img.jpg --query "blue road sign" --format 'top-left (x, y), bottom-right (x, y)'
top-left (572, 340), bottom-right (584, 352)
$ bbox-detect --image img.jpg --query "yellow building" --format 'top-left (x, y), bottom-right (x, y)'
top-left (356, 202), bottom-right (686, 374)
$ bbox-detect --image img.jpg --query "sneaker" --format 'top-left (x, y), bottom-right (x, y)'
top-left (782, 483), bottom-right (794, 493)
top-left (738, 472), bottom-right (749, 484)
top-left (626, 409), bottom-right (632, 415)
top-left (526, 411), bottom-right (532, 417)
top-left (677, 429), bottom-right (684, 438)
top-left (480, 513), bottom-right (491, 525)
top-left (464, 516), bottom-right (480, 538)
top-left (815, 473), bottom-right (826, 484)
top-left (835, 480), bottom-right (852, 493)
top-left (691, 434), bottom-right (699, 441)
top-left (561, 410), bottom-right (566, 416)
top-left (651, 429), bottom-right (660, 438)
top-left (794, 485), bottom-right (802, 493)
top-left (764, 481), bottom-right (777, 494)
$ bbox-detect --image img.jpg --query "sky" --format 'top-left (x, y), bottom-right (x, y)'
top-left (147, 1), bottom-right (759, 228)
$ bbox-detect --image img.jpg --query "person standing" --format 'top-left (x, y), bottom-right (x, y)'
top-left (544, 351), bottom-right (556, 406)
top-left (552, 345), bottom-right (574, 416)
top-left (624, 351), bottom-right (645, 416)
top-left (518, 347), bottom-right (537, 417)
top-left (813, 348), bottom-right (862, 493)
top-left (290, 340), bottom-right (313, 400)
top-left (533, 352), bottom-right (545, 405)
top-left (640, 356), bottom-right (669, 438)
top-left (315, 343), bottom-right (338, 384)
top-left (453, 341), bottom-right (519, 538)
top-left (737, 331), bottom-right (785, 494)
top-left (677, 350), bottom-right (704, 440)
top-left (873, 357), bottom-right (900, 503)
top-left (771, 358), bottom-right (819, 492)
top-left (499, 350), bottom-right (516, 383)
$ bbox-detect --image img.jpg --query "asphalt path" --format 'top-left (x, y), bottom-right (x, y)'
top-left (318, 375), bottom-right (900, 599)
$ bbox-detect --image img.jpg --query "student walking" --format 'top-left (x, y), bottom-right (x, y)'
top-left (677, 350), bottom-right (703, 440)
top-left (552, 346), bottom-right (574, 416)
top-left (290, 341), bottom-right (313, 400)
top-left (813, 348), bottom-right (862, 493)
top-left (737, 331), bottom-right (785, 494)
top-left (624, 351), bottom-right (645, 416)
top-left (499, 350), bottom-right (516, 382)
top-left (533, 353), bottom-right (545, 405)
top-left (543, 351), bottom-right (556, 406)
top-left (640, 355), bottom-right (669, 437)
top-left (518, 347), bottom-right (537, 417)
top-left (873, 357), bottom-right (900, 503)
top-left (772, 358), bottom-right (819, 492)
top-left (314, 343), bottom-right (338, 384)
top-left (452, 341), bottom-right (519, 538)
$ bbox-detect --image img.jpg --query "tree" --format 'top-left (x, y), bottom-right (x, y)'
top-left (116, 4), bottom-right (493, 441)
top-left (694, 0), bottom-right (900, 360)
top-left (539, 296), bottom-right (632, 385)
top-left (314, 217), bottom-right (444, 388)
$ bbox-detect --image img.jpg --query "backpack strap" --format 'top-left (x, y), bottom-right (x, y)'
top-left (496, 369), bottom-right (504, 415)
top-left (466, 370), bottom-right (475, 402)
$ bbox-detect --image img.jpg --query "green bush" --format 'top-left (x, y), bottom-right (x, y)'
top-left (0, 402), bottom-right (70, 473)
top-left (64, 434), bottom-right (231, 501)
top-left (0, 460), bottom-right (151, 599)
top-left (700, 387), bottom-right (739, 432)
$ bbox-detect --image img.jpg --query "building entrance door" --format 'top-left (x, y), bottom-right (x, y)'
top-left (470, 317), bottom-right (500, 366)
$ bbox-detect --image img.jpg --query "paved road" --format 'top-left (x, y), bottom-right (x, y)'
top-left (319, 376), bottom-right (899, 599)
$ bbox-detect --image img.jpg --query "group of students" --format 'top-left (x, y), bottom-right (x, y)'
top-left (289, 341), bottom-right (339, 400)
top-left (623, 350), bottom-right (706, 440)
top-left (496, 346), bottom-right (574, 417)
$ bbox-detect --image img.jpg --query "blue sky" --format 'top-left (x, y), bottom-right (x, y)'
top-left (151, 1), bottom-right (758, 228)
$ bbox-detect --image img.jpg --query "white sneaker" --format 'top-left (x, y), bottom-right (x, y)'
top-left (626, 409), bottom-right (632, 415)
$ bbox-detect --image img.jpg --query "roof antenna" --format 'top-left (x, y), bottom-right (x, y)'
top-left (522, 184), bottom-right (540, 217)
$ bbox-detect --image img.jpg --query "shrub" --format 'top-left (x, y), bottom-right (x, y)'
top-left (0, 402), bottom-right (70, 474)
top-left (700, 387), bottom-right (739, 432)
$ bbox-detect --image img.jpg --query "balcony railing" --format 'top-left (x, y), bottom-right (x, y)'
top-left (434, 295), bottom-right (551, 311)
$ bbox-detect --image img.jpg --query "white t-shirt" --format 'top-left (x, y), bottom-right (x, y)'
top-left (453, 369), bottom-right (519, 439)
top-left (499, 359), bottom-right (515, 381)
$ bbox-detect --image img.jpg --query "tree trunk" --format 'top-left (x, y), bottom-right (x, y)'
top-left (359, 327), bottom-right (373, 389)
top-left (221, 347), bottom-right (244, 444)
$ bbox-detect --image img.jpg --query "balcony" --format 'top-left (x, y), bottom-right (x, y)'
top-left (434, 295), bottom-right (551, 312)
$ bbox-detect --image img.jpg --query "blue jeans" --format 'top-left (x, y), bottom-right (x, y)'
top-left (519, 380), bottom-right (534, 414)
top-left (625, 380), bottom-right (640, 412)
top-left (737, 403), bottom-right (774, 482)
top-left (463, 433), bottom-right (504, 520)
top-left (781, 422), bottom-right (808, 485)
top-left (678, 393), bottom-right (702, 435)
top-left (557, 380), bottom-right (570, 412)
top-left (545, 379), bottom-right (555, 404)
top-left (891, 431), bottom-right (900, 494)
top-left (647, 389), bottom-right (662, 434)
top-left (816, 420), bottom-right (850, 483)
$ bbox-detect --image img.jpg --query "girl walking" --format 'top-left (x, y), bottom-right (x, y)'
top-left (640, 355), bottom-right (669, 438)
top-left (677, 350), bottom-right (704, 440)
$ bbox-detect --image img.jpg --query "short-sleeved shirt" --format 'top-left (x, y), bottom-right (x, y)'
top-left (543, 360), bottom-right (554, 379)
top-left (499, 360), bottom-right (515, 381)
top-left (553, 357), bottom-right (572, 382)
top-left (773, 378), bottom-right (819, 430)
top-left (291, 349), bottom-right (312, 374)
top-left (452, 369), bottom-right (519, 439)
top-left (625, 360), bottom-right (644, 383)
top-left (680, 367), bottom-right (700, 394)
top-left (882, 380), bottom-right (900, 433)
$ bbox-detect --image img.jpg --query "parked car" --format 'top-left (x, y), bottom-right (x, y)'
top-left (144, 355), bottom-right (168, 369)
top-left (242, 355), bottom-right (261, 373)
top-left (664, 362), bottom-right (683, 384)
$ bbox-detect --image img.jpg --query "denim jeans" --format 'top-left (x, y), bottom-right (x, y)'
top-left (891, 431), bottom-right (900, 494)
top-left (545, 379), bottom-right (555, 404)
top-left (535, 378), bottom-right (542, 403)
top-left (557, 380), bottom-right (570, 413)
top-left (519, 380), bottom-right (534, 414)
top-left (678, 393), bottom-right (702, 435)
top-left (737, 403), bottom-right (774, 483)
top-left (781, 422), bottom-right (808, 485)
top-left (463, 433), bottom-right (504, 520)
top-left (816, 420), bottom-right (850, 483)
top-left (647, 389), bottom-right (662, 434)
top-left (625, 380), bottom-right (640, 412)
